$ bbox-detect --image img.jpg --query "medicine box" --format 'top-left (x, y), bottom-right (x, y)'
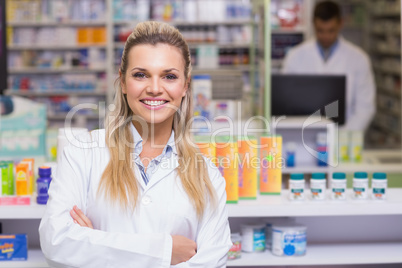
top-left (0, 234), bottom-right (28, 261)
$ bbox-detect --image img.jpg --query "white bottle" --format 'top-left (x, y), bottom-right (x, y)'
top-left (372, 172), bottom-right (387, 200)
top-left (353, 172), bottom-right (368, 200)
top-left (331, 172), bottom-right (347, 200)
top-left (289, 173), bottom-right (304, 201)
top-left (310, 173), bottom-right (326, 201)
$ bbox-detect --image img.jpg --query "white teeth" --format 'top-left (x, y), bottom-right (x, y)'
top-left (143, 100), bottom-right (166, 106)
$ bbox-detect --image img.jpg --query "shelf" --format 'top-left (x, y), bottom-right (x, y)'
top-left (193, 65), bottom-right (251, 72)
top-left (7, 21), bottom-right (106, 27)
top-left (8, 44), bottom-right (106, 51)
top-left (48, 114), bottom-right (101, 120)
top-left (4, 190), bottom-right (402, 220)
top-left (371, 29), bottom-right (401, 35)
top-left (377, 87), bottom-right (401, 98)
top-left (0, 249), bottom-right (49, 268)
top-left (372, 10), bottom-right (401, 17)
top-left (272, 116), bottom-right (331, 129)
top-left (113, 19), bottom-right (255, 26)
top-left (271, 28), bottom-right (305, 34)
top-left (0, 202), bottom-right (46, 219)
top-left (373, 66), bottom-right (401, 76)
top-left (282, 166), bottom-right (329, 174)
top-left (3, 244), bottom-right (402, 267)
top-left (378, 107), bottom-right (401, 118)
top-left (372, 121), bottom-right (401, 136)
top-left (114, 42), bottom-right (251, 49)
top-left (227, 242), bottom-right (402, 266)
top-left (5, 89), bottom-right (106, 97)
top-left (8, 67), bottom-right (107, 74)
top-left (372, 49), bottom-right (401, 56)
top-left (228, 189), bottom-right (402, 217)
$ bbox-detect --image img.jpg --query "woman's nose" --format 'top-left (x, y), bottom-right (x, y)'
top-left (147, 77), bottom-right (163, 95)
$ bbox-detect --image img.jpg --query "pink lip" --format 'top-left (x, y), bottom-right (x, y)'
top-left (140, 99), bottom-right (169, 110)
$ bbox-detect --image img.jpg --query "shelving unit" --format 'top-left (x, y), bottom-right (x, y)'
top-left (228, 189), bottom-right (402, 217)
top-left (1, 187), bottom-right (401, 267)
top-left (269, 0), bottom-right (312, 73)
top-left (0, 249), bottom-right (48, 268)
top-left (367, 0), bottom-right (402, 149)
top-left (228, 243), bottom-right (402, 266)
top-left (5, 0), bottom-right (109, 128)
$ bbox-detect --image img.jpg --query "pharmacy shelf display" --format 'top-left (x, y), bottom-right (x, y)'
top-left (5, 0), bottom-right (108, 129)
top-left (367, 0), bottom-right (402, 148)
top-left (1, 188), bottom-right (402, 267)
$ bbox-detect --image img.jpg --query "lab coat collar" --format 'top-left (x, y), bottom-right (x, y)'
top-left (129, 123), bottom-right (179, 191)
top-left (316, 38), bottom-right (340, 61)
top-left (129, 122), bottom-right (178, 156)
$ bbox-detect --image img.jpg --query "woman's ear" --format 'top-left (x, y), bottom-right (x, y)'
top-left (119, 69), bottom-right (127, 94)
top-left (182, 76), bottom-right (191, 97)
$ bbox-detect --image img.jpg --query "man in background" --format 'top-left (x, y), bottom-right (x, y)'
top-left (282, 0), bottom-right (375, 131)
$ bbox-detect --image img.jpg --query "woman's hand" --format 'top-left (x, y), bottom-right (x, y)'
top-left (171, 235), bottom-right (197, 265)
top-left (70, 205), bottom-right (94, 229)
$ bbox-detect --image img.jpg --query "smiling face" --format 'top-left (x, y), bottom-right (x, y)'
top-left (121, 43), bottom-right (188, 126)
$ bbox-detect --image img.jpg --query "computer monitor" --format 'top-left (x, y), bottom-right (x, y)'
top-left (0, 0), bottom-right (7, 94)
top-left (271, 74), bottom-right (346, 125)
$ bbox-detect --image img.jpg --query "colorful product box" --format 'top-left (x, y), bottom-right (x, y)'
top-left (216, 136), bottom-right (238, 204)
top-left (0, 234), bottom-right (28, 261)
top-left (195, 136), bottom-right (216, 166)
top-left (15, 163), bottom-right (29, 196)
top-left (1, 162), bottom-right (10, 196)
top-left (22, 159), bottom-right (35, 195)
top-left (260, 136), bottom-right (283, 195)
top-left (238, 136), bottom-right (258, 199)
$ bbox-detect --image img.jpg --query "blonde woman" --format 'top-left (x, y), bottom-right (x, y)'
top-left (39, 21), bottom-right (232, 267)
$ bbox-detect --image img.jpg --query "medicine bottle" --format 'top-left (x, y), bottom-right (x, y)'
top-left (353, 172), bottom-right (368, 200)
top-left (37, 166), bottom-right (52, 205)
top-left (310, 173), bottom-right (326, 200)
top-left (331, 172), bottom-right (347, 200)
top-left (289, 173), bottom-right (305, 201)
top-left (372, 172), bottom-right (387, 200)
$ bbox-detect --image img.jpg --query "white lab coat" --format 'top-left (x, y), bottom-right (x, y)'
top-left (39, 128), bottom-right (232, 268)
top-left (282, 37), bottom-right (376, 131)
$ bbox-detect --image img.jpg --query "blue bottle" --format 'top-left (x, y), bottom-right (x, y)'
top-left (37, 166), bottom-right (52, 205)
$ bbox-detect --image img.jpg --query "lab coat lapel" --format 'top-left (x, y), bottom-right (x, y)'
top-left (133, 164), bottom-right (147, 190)
top-left (144, 154), bottom-right (180, 191)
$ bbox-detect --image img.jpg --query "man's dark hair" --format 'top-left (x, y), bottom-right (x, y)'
top-left (313, 1), bottom-right (342, 22)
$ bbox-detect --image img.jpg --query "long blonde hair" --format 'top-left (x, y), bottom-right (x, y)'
top-left (98, 21), bottom-right (216, 218)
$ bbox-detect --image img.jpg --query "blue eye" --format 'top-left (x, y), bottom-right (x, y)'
top-left (133, 72), bottom-right (146, 78)
top-left (165, 74), bottom-right (177, 80)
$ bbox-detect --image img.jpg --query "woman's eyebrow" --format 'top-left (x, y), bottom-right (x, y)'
top-left (130, 67), bottom-right (179, 73)
top-left (162, 68), bottom-right (179, 73)
top-left (131, 67), bottom-right (147, 72)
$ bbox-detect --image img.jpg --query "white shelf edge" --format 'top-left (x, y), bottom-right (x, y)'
top-left (8, 44), bottom-right (107, 50)
top-left (47, 114), bottom-right (101, 120)
top-left (0, 203), bottom-right (46, 219)
top-left (5, 89), bottom-right (106, 97)
top-left (7, 21), bottom-right (107, 27)
top-left (114, 42), bottom-right (252, 49)
top-left (3, 189), bottom-right (402, 220)
top-left (227, 242), bottom-right (402, 266)
top-left (0, 249), bottom-right (49, 268)
top-left (271, 28), bottom-right (305, 34)
top-left (228, 189), bottom-right (402, 217)
top-left (113, 19), bottom-right (255, 26)
top-left (8, 67), bottom-right (107, 74)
